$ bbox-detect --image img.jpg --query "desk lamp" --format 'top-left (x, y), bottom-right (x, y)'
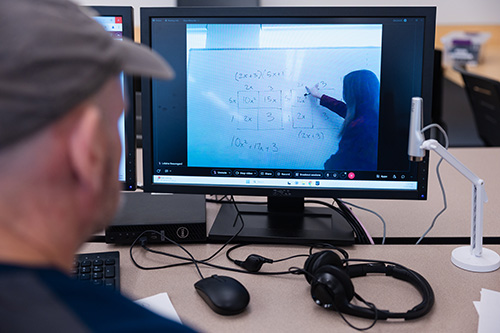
top-left (409, 97), bottom-right (500, 272)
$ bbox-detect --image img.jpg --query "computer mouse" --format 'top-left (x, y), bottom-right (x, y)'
top-left (194, 275), bottom-right (250, 315)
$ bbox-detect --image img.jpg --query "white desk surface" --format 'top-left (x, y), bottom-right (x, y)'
top-left (79, 242), bottom-right (500, 333)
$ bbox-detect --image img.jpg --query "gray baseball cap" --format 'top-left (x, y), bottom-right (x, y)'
top-left (0, 0), bottom-right (174, 149)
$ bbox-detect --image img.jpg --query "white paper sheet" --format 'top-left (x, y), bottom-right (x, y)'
top-left (135, 292), bottom-right (182, 324)
top-left (476, 288), bottom-right (500, 333)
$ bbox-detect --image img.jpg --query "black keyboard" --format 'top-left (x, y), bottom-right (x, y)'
top-left (72, 251), bottom-right (120, 291)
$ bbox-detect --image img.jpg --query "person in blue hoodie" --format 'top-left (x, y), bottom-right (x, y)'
top-left (307, 70), bottom-right (380, 171)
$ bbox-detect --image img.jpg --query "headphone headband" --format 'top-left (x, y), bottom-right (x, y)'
top-left (344, 263), bottom-right (435, 320)
top-left (227, 245), bottom-right (435, 322)
top-left (306, 251), bottom-right (435, 321)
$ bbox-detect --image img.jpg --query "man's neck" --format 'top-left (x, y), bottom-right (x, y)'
top-left (0, 225), bottom-right (75, 272)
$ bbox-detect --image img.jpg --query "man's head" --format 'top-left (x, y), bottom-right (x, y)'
top-left (0, 0), bottom-right (173, 268)
top-left (0, 0), bottom-right (173, 149)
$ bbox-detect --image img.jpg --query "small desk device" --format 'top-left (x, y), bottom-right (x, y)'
top-left (409, 97), bottom-right (500, 272)
top-left (141, 7), bottom-right (436, 244)
top-left (105, 192), bottom-right (206, 244)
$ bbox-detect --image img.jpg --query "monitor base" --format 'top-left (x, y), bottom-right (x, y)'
top-left (208, 203), bottom-right (354, 245)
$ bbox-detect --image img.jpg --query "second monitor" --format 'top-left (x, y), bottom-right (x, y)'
top-left (91, 6), bottom-right (137, 191)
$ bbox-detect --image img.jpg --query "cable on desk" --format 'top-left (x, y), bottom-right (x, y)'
top-left (340, 200), bottom-right (385, 244)
top-left (225, 243), bottom-right (309, 271)
top-left (205, 194), bottom-right (230, 203)
top-left (333, 199), bottom-right (371, 245)
top-left (345, 208), bottom-right (375, 245)
top-left (129, 196), bottom-right (306, 276)
top-left (197, 195), bottom-right (246, 263)
top-left (129, 195), bottom-right (246, 276)
top-left (130, 229), bottom-right (205, 279)
top-left (131, 236), bottom-right (354, 277)
top-left (209, 196), bottom-right (372, 244)
top-left (138, 242), bottom-right (302, 276)
top-left (131, 235), bottom-right (309, 276)
top-left (305, 199), bottom-right (370, 244)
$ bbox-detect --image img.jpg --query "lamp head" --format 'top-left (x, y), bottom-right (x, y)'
top-left (408, 97), bottom-right (425, 161)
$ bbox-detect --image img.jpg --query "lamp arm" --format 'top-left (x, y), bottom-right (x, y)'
top-left (420, 139), bottom-right (487, 256)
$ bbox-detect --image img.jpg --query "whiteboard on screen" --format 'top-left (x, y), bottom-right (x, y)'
top-left (187, 47), bottom-right (381, 170)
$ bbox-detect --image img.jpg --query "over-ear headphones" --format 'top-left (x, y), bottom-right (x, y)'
top-left (303, 250), bottom-right (435, 320)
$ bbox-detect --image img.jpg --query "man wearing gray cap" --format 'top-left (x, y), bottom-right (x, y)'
top-left (0, 0), bottom-right (195, 331)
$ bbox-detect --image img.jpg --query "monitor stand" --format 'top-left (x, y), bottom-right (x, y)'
top-left (208, 197), bottom-right (354, 245)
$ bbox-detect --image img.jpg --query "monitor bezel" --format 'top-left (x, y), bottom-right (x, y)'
top-left (141, 6), bottom-right (435, 200)
top-left (91, 6), bottom-right (137, 191)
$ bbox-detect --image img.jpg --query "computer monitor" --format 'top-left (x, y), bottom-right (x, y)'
top-left (91, 6), bottom-right (137, 190)
top-left (141, 7), bottom-right (436, 244)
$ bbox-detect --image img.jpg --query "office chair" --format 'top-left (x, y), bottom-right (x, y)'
top-left (432, 49), bottom-right (446, 142)
top-left (455, 67), bottom-right (500, 146)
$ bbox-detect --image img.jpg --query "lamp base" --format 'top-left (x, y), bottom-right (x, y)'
top-left (451, 246), bottom-right (500, 273)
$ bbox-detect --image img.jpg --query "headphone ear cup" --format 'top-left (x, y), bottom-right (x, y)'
top-left (310, 265), bottom-right (355, 309)
top-left (304, 250), bottom-right (343, 284)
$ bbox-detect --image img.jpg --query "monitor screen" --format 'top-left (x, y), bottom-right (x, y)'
top-left (141, 7), bottom-right (436, 243)
top-left (91, 6), bottom-right (137, 190)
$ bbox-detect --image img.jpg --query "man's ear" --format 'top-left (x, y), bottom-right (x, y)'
top-left (68, 105), bottom-right (105, 193)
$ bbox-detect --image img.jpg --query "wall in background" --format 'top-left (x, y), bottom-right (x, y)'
top-left (75, 0), bottom-right (175, 27)
top-left (76, 0), bottom-right (500, 26)
top-left (261, 0), bottom-right (500, 25)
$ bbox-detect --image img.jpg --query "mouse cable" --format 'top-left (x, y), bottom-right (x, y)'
top-left (130, 196), bottom-right (289, 277)
top-left (129, 195), bottom-right (246, 277)
top-left (416, 123), bottom-right (449, 244)
top-left (129, 210), bottom-right (243, 279)
top-left (130, 229), bottom-right (205, 279)
top-left (196, 195), bottom-right (245, 263)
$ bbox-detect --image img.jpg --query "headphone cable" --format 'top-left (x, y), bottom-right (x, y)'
top-left (226, 243), bottom-right (309, 266)
top-left (337, 293), bottom-right (378, 331)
